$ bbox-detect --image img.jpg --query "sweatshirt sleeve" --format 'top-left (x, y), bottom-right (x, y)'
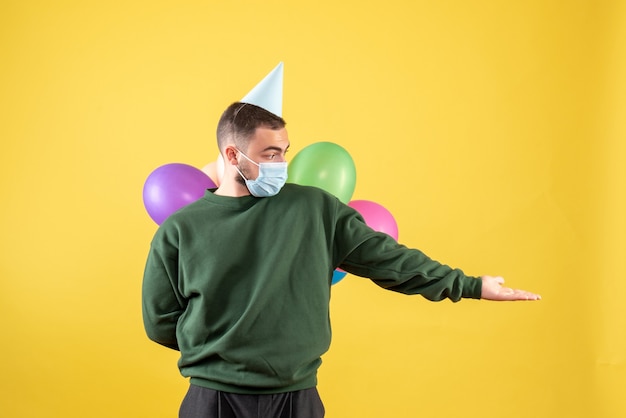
top-left (334, 203), bottom-right (482, 302)
top-left (141, 226), bottom-right (186, 350)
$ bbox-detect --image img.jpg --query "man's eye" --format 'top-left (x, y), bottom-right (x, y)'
top-left (268, 154), bottom-right (276, 160)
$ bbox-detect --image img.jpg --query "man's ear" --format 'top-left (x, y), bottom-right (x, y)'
top-left (223, 146), bottom-right (239, 165)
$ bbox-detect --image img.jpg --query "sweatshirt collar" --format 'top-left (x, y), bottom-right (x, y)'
top-left (202, 188), bottom-right (258, 209)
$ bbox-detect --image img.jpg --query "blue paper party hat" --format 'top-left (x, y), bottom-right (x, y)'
top-left (241, 62), bottom-right (284, 117)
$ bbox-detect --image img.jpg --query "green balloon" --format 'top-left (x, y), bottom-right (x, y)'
top-left (288, 142), bottom-right (357, 203)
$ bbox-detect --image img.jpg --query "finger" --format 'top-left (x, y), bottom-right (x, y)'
top-left (504, 288), bottom-right (541, 301)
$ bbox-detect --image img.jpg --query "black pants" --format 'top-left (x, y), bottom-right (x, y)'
top-left (179, 385), bottom-right (325, 418)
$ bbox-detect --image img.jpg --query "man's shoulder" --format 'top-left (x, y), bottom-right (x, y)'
top-left (156, 195), bottom-right (209, 230)
top-left (281, 183), bottom-right (344, 206)
top-left (281, 183), bottom-right (336, 199)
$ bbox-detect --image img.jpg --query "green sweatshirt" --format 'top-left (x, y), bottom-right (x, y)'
top-left (142, 183), bottom-right (482, 394)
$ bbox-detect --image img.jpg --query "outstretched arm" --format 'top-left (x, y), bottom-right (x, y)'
top-left (481, 276), bottom-right (541, 301)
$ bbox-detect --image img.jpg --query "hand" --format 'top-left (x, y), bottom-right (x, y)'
top-left (481, 276), bottom-right (541, 301)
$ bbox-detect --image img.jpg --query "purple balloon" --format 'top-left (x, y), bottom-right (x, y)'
top-left (348, 200), bottom-right (399, 241)
top-left (143, 163), bottom-right (216, 224)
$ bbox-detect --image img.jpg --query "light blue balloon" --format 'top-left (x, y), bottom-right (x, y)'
top-left (331, 269), bottom-right (347, 285)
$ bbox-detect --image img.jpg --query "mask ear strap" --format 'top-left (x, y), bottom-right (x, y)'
top-left (236, 149), bottom-right (259, 167)
top-left (234, 165), bottom-right (249, 182)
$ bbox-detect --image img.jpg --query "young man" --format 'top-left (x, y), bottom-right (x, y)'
top-left (142, 102), bottom-right (540, 418)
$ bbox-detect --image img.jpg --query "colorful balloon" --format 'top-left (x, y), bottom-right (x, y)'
top-left (216, 154), bottom-right (225, 184)
top-left (288, 142), bottom-right (356, 203)
top-left (348, 200), bottom-right (399, 240)
top-left (332, 269), bottom-right (347, 285)
top-left (201, 154), bottom-right (225, 186)
top-left (201, 161), bottom-right (219, 186)
top-left (143, 163), bottom-right (216, 225)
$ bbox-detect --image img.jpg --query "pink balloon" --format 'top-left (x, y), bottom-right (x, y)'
top-left (348, 200), bottom-right (399, 240)
top-left (143, 163), bottom-right (216, 225)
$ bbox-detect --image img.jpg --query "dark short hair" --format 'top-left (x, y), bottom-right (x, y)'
top-left (216, 102), bottom-right (286, 152)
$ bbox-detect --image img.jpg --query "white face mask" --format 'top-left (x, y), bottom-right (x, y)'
top-left (235, 150), bottom-right (288, 197)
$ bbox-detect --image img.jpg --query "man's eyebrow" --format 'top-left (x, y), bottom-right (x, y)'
top-left (262, 145), bottom-right (290, 152)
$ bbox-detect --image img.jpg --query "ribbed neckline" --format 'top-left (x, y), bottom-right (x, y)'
top-left (201, 188), bottom-right (258, 209)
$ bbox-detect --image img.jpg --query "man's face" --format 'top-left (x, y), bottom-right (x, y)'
top-left (236, 127), bottom-right (290, 183)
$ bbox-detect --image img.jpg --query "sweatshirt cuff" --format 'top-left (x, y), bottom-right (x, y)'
top-left (463, 276), bottom-right (483, 299)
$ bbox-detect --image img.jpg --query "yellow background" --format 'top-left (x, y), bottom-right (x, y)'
top-left (1, 1), bottom-right (625, 417)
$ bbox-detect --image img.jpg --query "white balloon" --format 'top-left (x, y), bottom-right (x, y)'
top-left (201, 161), bottom-right (219, 186)
top-left (216, 154), bottom-right (225, 182)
